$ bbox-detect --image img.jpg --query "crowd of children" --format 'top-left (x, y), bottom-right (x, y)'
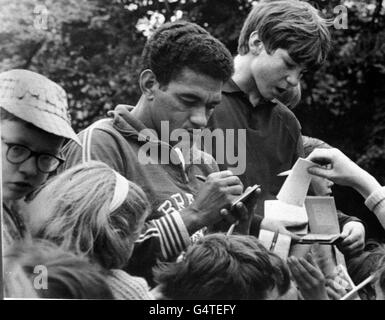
top-left (1, 68), bottom-right (385, 300)
top-left (2, 0), bottom-right (385, 300)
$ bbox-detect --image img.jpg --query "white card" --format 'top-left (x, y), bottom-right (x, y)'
top-left (258, 229), bottom-right (291, 260)
top-left (264, 199), bottom-right (308, 227)
top-left (277, 158), bottom-right (315, 207)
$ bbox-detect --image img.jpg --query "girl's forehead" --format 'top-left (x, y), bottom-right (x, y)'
top-left (1, 119), bottom-right (64, 153)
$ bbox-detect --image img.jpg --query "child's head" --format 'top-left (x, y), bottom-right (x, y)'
top-left (4, 239), bottom-right (113, 299)
top-left (238, 0), bottom-right (331, 68)
top-left (348, 241), bottom-right (385, 300)
top-left (26, 161), bottom-right (151, 270)
top-left (303, 136), bottom-right (334, 196)
top-left (153, 233), bottom-right (291, 300)
top-left (0, 69), bottom-right (79, 201)
top-left (237, 0), bottom-right (331, 101)
top-left (141, 20), bottom-right (233, 87)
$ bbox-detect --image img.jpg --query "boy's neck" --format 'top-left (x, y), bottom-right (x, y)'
top-left (232, 54), bottom-right (263, 106)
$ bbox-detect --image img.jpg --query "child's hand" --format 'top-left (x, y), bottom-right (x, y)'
top-left (287, 253), bottom-right (329, 300)
top-left (325, 278), bottom-right (348, 300)
top-left (338, 221), bottom-right (365, 256)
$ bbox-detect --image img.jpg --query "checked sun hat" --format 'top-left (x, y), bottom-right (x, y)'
top-left (0, 69), bottom-right (81, 145)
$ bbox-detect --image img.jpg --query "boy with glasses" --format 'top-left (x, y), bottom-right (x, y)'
top-left (0, 69), bottom-right (80, 246)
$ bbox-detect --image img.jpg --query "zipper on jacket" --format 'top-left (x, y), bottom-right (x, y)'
top-left (173, 147), bottom-right (189, 183)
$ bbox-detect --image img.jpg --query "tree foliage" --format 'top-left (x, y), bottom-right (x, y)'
top-left (1, 0), bottom-right (384, 182)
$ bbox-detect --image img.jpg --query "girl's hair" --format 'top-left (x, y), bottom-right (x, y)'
top-left (34, 161), bottom-right (151, 270)
top-left (376, 263), bottom-right (385, 297)
top-left (4, 239), bottom-right (113, 299)
top-left (348, 241), bottom-right (385, 299)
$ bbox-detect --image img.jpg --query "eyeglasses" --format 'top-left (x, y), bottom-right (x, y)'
top-left (2, 141), bottom-right (64, 173)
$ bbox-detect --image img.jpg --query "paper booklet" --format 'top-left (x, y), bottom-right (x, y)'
top-left (258, 229), bottom-right (292, 260)
top-left (264, 199), bottom-right (308, 235)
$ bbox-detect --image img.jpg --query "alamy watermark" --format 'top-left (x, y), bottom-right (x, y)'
top-left (334, 5), bottom-right (348, 30)
top-left (33, 5), bottom-right (49, 30)
top-left (137, 122), bottom-right (247, 175)
top-left (33, 265), bottom-right (48, 290)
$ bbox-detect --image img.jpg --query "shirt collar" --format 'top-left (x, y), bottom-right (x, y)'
top-left (222, 78), bottom-right (243, 93)
top-left (223, 78), bottom-right (276, 108)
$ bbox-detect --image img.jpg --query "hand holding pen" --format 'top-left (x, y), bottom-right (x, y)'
top-left (196, 174), bottom-right (261, 235)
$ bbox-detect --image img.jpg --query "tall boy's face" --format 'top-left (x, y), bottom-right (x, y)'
top-left (1, 120), bottom-right (64, 201)
top-left (250, 47), bottom-right (304, 101)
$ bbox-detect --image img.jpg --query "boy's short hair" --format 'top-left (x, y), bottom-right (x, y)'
top-left (153, 233), bottom-right (290, 300)
top-left (141, 20), bottom-right (234, 86)
top-left (348, 241), bottom-right (385, 299)
top-left (0, 69), bottom-right (80, 145)
top-left (238, 0), bottom-right (331, 69)
top-left (4, 239), bottom-right (114, 299)
top-left (302, 135), bottom-right (332, 157)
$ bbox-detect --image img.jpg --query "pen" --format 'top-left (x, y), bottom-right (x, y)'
top-left (340, 274), bottom-right (376, 300)
top-left (195, 175), bottom-right (207, 182)
top-left (226, 221), bottom-right (239, 236)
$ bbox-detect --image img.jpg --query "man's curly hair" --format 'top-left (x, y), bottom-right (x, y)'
top-left (141, 21), bottom-right (234, 85)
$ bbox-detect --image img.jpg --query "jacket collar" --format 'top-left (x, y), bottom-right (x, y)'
top-left (223, 79), bottom-right (276, 108)
top-left (109, 104), bottom-right (208, 177)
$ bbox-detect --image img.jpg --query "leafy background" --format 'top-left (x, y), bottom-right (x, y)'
top-left (1, 0), bottom-right (385, 238)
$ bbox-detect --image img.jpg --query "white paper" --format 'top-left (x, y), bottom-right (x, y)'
top-left (277, 158), bottom-right (315, 207)
top-left (258, 229), bottom-right (275, 250)
top-left (258, 229), bottom-right (291, 260)
top-left (264, 199), bottom-right (308, 227)
top-left (274, 233), bottom-right (291, 260)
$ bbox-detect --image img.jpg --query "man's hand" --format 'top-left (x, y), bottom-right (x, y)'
top-left (260, 218), bottom-right (301, 241)
top-left (181, 170), bottom-right (243, 233)
top-left (287, 253), bottom-right (329, 300)
top-left (338, 221), bottom-right (365, 257)
top-left (220, 185), bottom-right (261, 235)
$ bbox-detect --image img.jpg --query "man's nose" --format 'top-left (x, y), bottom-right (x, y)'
top-left (190, 107), bottom-right (208, 128)
top-left (18, 156), bottom-right (39, 176)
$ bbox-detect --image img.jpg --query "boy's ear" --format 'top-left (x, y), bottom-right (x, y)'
top-left (248, 31), bottom-right (264, 56)
top-left (139, 69), bottom-right (158, 100)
